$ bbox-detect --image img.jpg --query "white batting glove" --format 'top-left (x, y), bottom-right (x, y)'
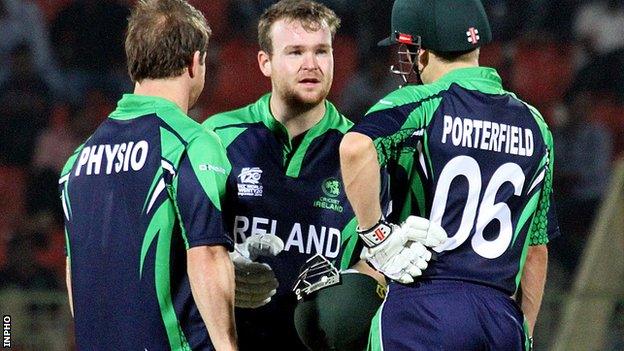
top-left (358, 217), bottom-right (446, 284)
top-left (401, 215), bottom-right (448, 248)
top-left (230, 234), bottom-right (284, 309)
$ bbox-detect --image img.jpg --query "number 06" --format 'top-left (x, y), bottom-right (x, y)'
top-left (431, 156), bottom-right (525, 259)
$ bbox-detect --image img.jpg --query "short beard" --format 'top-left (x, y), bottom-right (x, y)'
top-left (280, 86), bottom-right (328, 113)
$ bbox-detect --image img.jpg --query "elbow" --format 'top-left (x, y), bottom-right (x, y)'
top-left (187, 245), bottom-right (232, 275)
top-left (339, 132), bottom-right (374, 165)
top-left (528, 244), bottom-right (548, 258)
top-left (527, 244), bottom-right (548, 267)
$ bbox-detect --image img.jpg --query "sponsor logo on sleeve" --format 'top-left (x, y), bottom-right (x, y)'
top-left (199, 164), bottom-right (226, 174)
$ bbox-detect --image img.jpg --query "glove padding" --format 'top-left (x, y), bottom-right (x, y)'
top-left (230, 234), bottom-right (284, 308)
top-left (359, 216), bottom-right (447, 284)
top-left (401, 215), bottom-right (447, 247)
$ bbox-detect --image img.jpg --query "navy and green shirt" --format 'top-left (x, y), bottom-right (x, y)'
top-left (59, 94), bottom-right (232, 350)
top-left (352, 67), bottom-right (559, 296)
top-left (204, 94), bottom-right (374, 297)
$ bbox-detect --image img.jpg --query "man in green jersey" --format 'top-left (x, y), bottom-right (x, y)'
top-left (204, 1), bottom-right (445, 349)
top-left (341, 0), bottom-right (559, 349)
top-left (59, 1), bottom-right (237, 349)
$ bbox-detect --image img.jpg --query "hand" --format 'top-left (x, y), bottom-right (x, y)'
top-left (245, 232), bottom-right (284, 260)
top-left (230, 234), bottom-right (284, 308)
top-left (361, 234), bottom-right (432, 284)
top-left (358, 217), bottom-right (446, 284)
top-left (401, 215), bottom-right (447, 247)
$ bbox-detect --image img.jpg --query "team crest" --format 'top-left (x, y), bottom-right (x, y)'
top-left (313, 177), bottom-right (343, 213)
top-left (322, 178), bottom-right (341, 198)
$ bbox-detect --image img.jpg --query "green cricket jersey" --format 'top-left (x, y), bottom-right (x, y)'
top-left (352, 67), bottom-right (559, 295)
top-left (59, 94), bottom-right (232, 350)
top-left (204, 93), bottom-right (391, 295)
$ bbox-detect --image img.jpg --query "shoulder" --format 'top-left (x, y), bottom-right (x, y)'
top-left (154, 104), bottom-right (207, 143)
top-left (151, 105), bottom-right (228, 166)
top-left (187, 128), bottom-right (225, 151)
top-left (507, 93), bottom-right (553, 143)
top-left (183, 129), bottom-right (231, 175)
top-left (203, 95), bottom-right (269, 131)
top-left (325, 100), bottom-right (353, 134)
top-left (367, 83), bottom-right (447, 115)
top-left (60, 142), bottom-right (88, 179)
top-left (203, 104), bottom-right (261, 149)
top-left (203, 105), bottom-right (256, 131)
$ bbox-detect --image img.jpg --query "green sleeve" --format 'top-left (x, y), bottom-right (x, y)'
top-left (351, 86), bottom-right (443, 166)
top-left (528, 129), bottom-right (555, 245)
top-left (171, 130), bottom-right (233, 249)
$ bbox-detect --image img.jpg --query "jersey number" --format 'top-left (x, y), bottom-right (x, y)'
top-left (431, 156), bottom-right (525, 259)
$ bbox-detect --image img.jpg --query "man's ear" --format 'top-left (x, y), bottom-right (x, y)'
top-left (258, 50), bottom-right (272, 78)
top-left (188, 50), bottom-right (203, 79)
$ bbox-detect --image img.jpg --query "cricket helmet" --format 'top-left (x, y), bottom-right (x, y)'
top-left (293, 255), bottom-right (385, 351)
top-left (378, 0), bottom-right (492, 51)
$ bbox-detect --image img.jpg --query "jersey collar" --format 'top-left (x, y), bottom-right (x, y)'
top-left (253, 93), bottom-right (343, 139)
top-left (253, 93), bottom-right (349, 178)
top-left (109, 94), bottom-right (185, 120)
top-left (435, 67), bottom-right (504, 95)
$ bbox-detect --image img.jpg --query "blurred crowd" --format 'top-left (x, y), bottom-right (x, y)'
top-left (0, 0), bottom-right (623, 348)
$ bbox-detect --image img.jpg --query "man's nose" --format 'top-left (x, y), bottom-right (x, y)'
top-left (301, 52), bottom-right (319, 70)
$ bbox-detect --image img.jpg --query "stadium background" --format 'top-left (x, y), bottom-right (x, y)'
top-left (0, 0), bottom-right (622, 349)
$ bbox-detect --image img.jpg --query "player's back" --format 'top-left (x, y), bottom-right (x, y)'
top-left (361, 67), bottom-right (555, 295)
top-left (60, 94), bottom-right (216, 350)
top-left (425, 78), bottom-right (550, 295)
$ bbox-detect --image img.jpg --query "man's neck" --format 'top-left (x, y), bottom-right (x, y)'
top-left (423, 50), bottom-right (480, 83)
top-left (133, 79), bottom-right (190, 113)
top-left (427, 61), bottom-right (478, 83)
top-left (269, 95), bottom-right (326, 139)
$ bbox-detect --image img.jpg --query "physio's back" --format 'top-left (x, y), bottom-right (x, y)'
top-left (60, 94), bottom-right (222, 350)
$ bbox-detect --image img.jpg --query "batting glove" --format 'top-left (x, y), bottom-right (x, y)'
top-left (401, 215), bottom-right (448, 248)
top-left (230, 234), bottom-right (284, 309)
top-left (358, 216), bottom-right (447, 284)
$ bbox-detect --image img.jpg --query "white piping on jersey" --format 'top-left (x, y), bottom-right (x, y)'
top-left (417, 141), bottom-right (429, 179)
top-left (385, 200), bottom-right (393, 218)
top-left (58, 174), bottom-right (69, 185)
top-left (145, 161), bottom-right (175, 214)
top-left (161, 159), bottom-right (176, 176)
top-left (146, 178), bottom-right (166, 214)
top-left (61, 189), bottom-right (70, 220)
top-left (528, 168), bottom-right (546, 194)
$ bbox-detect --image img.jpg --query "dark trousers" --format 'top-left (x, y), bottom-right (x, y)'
top-left (376, 280), bottom-right (528, 351)
top-left (236, 294), bottom-right (308, 350)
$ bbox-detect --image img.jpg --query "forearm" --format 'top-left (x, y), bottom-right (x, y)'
top-left (66, 257), bottom-right (74, 317)
top-left (520, 244), bottom-right (548, 335)
top-left (188, 245), bottom-right (237, 351)
top-left (340, 132), bottom-right (383, 229)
